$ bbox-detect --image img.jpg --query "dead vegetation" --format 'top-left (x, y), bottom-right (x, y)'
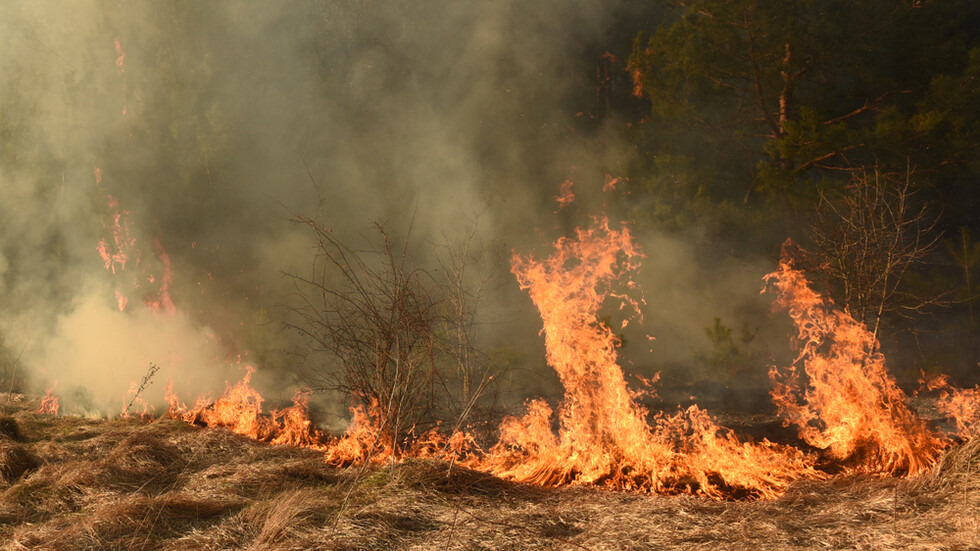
top-left (0, 392), bottom-right (976, 550)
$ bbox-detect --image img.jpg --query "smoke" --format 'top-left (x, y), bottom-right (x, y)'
top-left (0, 1), bottom-right (790, 415)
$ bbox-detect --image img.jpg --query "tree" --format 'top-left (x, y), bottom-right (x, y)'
top-left (628, 0), bottom-right (980, 204)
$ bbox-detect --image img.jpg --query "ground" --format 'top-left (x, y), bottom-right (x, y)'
top-left (0, 393), bottom-right (977, 550)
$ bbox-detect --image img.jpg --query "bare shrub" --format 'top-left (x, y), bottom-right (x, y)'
top-left (432, 225), bottom-right (501, 435)
top-left (285, 212), bottom-right (500, 458)
top-left (286, 216), bottom-right (442, 456)
top-left (808, 168), bottom-right (941, 339)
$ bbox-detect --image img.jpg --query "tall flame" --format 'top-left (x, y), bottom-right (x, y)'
top-left (764, 243), bottom-right (945, 474)
top-left (481, 218), bottom-right (816, 498)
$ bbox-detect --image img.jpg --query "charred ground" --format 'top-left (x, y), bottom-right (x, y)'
top-left (1, 393), bottom-right (977, 550)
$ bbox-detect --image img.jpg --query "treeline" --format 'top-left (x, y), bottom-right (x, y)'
top-left (602, 0), bottom-right (980, 383)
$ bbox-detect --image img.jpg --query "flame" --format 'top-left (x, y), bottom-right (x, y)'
top-left (324, 398), bottom-right (393, 465)
top-left (555, 180), bottom-right (575, 208)
top-left (602, 174), bottom-right (622, 192)
top-left (97, 195), bottom-right (136, 275)
top-left (36, 383), bottom-right (60, 416)
top-left (122, 381), bottom-right (154, 419)
top-left (92, 181), bottom-right (972, 500)
top-left (479, 218), bottom-right (816, 498)
top-left (764, 243), bottom-right (945, 475)
top-left (166, 369), bottom-right (328, 450)
top-left (114, 37), bottom-right (125, 72)
top-left (920, 372), bottom-right (980, 439)
top-left (98, 195), bottom-right (175, 315)
top-left (270, 390), bottom-right (328, 448)
top-left (145, 239), bottom-right (175, 315)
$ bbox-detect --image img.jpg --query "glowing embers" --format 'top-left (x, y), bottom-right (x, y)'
top-left (764, 243), bottom-right (946, 475)
top-left (484, 218), bottom-right (817, 499)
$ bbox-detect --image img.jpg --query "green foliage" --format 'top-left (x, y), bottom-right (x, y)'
top-left (629, 0), bottom-right (980, 206)
top-left (692, 318), bottom-right (761, 385)
top-left (621, 0), bottom-right (980, 380)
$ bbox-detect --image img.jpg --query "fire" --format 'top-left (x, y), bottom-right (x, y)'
top-left (324, 398), bottom-right (392, 465)
top-left (86, 181), bottom-right (976, 501)
top-left (166, 369), bottom-right (327, 449)
top-left (145, 239), bottom-right (175, 315)
top-left (122, 381), bottom-right (153, 418)
top-left (556, 180), bottom-right (575, 208)
top-left (98, 195), bottom-right (175, 315)
top-left (36, 384), bottom-right (60, 416)
top-left (602, 174), bottom-right (622, 192)
top-left (480, 218), bottom-right (817, 498)
top-left (97, 194), bottom-right (136, 276)
top-left (114, 37), bottom-right (125, 72)
top-left (921, 372), bottom-right (980, 439)
top-left (764, 242), bottom-right (946, 475)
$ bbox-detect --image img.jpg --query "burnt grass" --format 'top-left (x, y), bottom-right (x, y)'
top-left (0, 392), bottom-right (977, 550)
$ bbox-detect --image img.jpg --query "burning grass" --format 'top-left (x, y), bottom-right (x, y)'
top-left (0, 393), bottom-right (976, 550)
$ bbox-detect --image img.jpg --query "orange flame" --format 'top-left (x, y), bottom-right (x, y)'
top-left (602, 174), bottom-right (622, 192)
top-left (36, 384), bottom-right (60, 416)
top-left (920, 372), bottom-right (980, 439)
top-left (480, 219), bottom-right (817, 498)
top-left (145, 239), bottom-right (175, 315)
top-left (97, 195), bottom-right (136, 276)
top-left (122, 381), bottom-right (154, 419)
top-left (114, 37), bottom-right (125, 73)
top-left (166, 372), bottom-right (328, 450)
top-left (764, 243), bottom-right (945, 475)
top-left (324, 398), bottom-right (393, 465)
top-left (555, 180), bottom-right (575, 208)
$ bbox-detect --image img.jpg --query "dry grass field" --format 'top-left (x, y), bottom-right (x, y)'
top-left (0, 392), bottom-right (977, 551)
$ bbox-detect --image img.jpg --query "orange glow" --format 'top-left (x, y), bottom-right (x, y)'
top-left (479, 218), bottom-right (817, 498)
top-left (324, 398), bottom-right (392, 466)
top-left (36, 383), bottom-right (60, 416)
top-left (145, 239), bottom-right (175, 315)
top-left (122, 381), bottom-right (154, 419)
top-left (97, 195), bottom-right (175, 315)
top-left (97, 195), bottom-right (136, 276)
top-left (166, 369), bottom-right (329, 450)
top-left (764, 242), bottom-right (945, 475)
top-left (270, 389), bottom-right (328, 449)
top-left (556, 180), bottom-right (575, 208)
top-left (106, 188), bottom-right (972, 500)
top-left (602, 174), bottom-right (622, 192)
top-left (114, 37), bottom-right (125, 72)
top-left (921, 372), bottom-right (980, 439)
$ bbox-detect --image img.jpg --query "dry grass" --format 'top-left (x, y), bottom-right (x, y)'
top-left (0, 392), bottom-right (976, 550)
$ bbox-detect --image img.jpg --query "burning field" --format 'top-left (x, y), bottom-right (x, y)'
top-left (1, 213), bottom-right (979, 549)
top-left (2, 2), bottom-right (980, 549)
top-left (0, 392), bottom-right (978, 549)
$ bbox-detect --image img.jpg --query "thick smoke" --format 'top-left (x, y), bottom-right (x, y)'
top-left (0, 1), bottom-right (789, 415)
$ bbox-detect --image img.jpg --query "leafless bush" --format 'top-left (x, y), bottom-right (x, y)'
top-left (432, 224), bottom-right (501, 435)
top-left (285, 210), bottom-right (502, 458)
top-left (808, 168), bottom-right (942, 339)
top-left (286, 216), bottom-right (439, 454)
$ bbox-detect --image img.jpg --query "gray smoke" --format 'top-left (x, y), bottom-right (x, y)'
top-left (0, 1), bottom-right (789, 416)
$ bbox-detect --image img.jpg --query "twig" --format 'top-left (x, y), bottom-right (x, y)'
top-left (125, 363), bottom-right (160, 416)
